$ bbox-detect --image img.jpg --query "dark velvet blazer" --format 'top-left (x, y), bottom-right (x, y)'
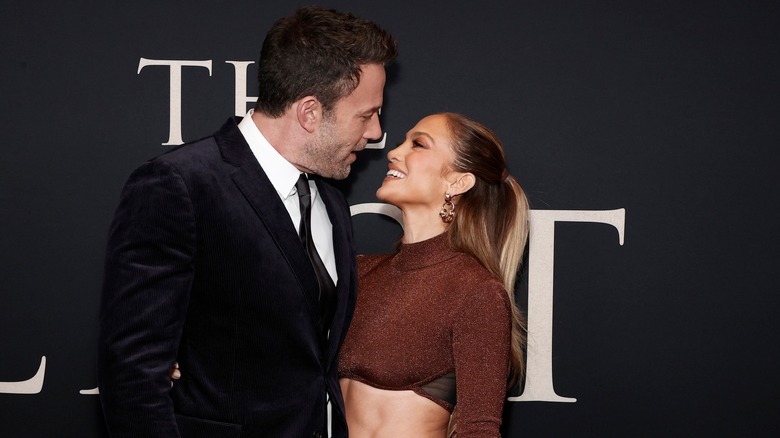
top-left (98, 118), bottom-right (357, 438)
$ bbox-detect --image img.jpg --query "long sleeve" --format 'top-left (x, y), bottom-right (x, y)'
top-left (451, 284), bottom-right (512, 437)
top-left (98, 158), bottom-right (196, 438)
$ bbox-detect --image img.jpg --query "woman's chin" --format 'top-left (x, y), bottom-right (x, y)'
top-left (375, 186), bottom-right (388, 201)
top-left (375, 185), bottom-right (395, 204)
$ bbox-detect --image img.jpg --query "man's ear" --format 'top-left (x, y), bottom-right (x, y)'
top-left (448, 172), bottom-right (476, 196)
top-left (296, 96), bottom-right (321, 133)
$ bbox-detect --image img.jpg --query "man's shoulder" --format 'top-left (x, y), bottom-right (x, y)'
top-left (149, 118), bottom-right (241, 169)
top-left (154, 136), bottom-right (219, 165)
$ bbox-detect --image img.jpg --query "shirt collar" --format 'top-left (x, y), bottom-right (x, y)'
top-left (238, 109), bottom-right (317, 201)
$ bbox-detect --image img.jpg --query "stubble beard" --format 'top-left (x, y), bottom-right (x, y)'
top-left (302, 117), bottom-right (352, 180)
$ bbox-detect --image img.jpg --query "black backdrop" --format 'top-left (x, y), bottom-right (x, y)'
top-left (1, 1), bottom-right (779, 436)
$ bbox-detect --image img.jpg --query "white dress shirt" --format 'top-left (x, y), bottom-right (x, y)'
top-left (237, 110), bottom-right (338, 284)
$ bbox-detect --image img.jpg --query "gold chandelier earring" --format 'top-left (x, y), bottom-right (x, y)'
top-left (439, 193), bottom-right (455, 223)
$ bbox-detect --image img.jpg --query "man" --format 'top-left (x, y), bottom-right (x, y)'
top-left (98, 6), bottom-right (397, 437)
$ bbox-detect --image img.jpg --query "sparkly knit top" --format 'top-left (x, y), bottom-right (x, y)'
top-left (339, 232), bottom-right (511, 437)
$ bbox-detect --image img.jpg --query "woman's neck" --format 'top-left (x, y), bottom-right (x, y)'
top-left (399, 207), bottom-right (447, 244)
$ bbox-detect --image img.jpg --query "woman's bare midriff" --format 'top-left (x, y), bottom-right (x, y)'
top-left (340, 378), bottom-right (450, 438)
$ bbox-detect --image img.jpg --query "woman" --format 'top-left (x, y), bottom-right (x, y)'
top-left (339, 112), bottom-right (529, 437)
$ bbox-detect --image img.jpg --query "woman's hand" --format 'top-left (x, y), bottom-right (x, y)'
top-left (169, 362), bottom-right (181, 387)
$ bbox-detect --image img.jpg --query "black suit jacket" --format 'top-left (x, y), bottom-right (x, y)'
top-left (98, 118), bottom-right (357, 438)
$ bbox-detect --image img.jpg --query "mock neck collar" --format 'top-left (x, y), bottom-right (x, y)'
top-left (392, 232), bottom-right (459, 271)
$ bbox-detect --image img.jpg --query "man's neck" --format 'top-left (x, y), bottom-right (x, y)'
top-left (250, 109), bottom-right (306, 171)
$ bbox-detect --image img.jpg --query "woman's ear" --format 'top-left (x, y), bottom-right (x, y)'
top-left (296, 96), bottom-right (321, 133)
top-left (448, 172), bottom-right (476, 196)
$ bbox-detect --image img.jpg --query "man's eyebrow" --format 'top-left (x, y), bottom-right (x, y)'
top-left (362, 106), bottom-right (382, 115)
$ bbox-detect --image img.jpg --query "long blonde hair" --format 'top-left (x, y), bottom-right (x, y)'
top-left (441, 112), bottom-right (529, 385)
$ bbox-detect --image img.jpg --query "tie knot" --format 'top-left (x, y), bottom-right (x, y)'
top-left (296, 173), bottom-right (311, 197)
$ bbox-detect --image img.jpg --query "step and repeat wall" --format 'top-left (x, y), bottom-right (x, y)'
top-left (1, 1), bottom-right (778, 436)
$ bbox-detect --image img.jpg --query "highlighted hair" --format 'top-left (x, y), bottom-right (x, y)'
top-left (441, 112), bottom-right (529, 385)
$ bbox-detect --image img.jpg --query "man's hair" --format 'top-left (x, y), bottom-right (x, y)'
top-left (254, 6), bottom-right (397, 117)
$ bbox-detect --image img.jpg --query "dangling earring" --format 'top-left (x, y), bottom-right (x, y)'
top-left (439, 193), bottom-right (455, 223)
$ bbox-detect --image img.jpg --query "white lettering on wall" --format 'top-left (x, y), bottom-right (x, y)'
top-left (137, 58), bottom-right (213, 145)
top-left (366, 132), bottom-right (387, 150)
top-left (365, 108), bottom-right (386, 150)
top-left (137, 58), bottom-right (388, 148)
top-left (0, 356), bottom-right (46, 394)
top-left (350, 202), bottom-right (403, 224)
top-left (226, 61), bottom-right (257, 117)
top-left (509, 208), bottom-right (626, 402)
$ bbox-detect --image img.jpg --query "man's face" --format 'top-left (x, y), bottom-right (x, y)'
top-left (302, 63), bottom-right (386, 179)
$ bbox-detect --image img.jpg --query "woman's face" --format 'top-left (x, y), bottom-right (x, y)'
top-left (376, 114), bottom-right (456, 212)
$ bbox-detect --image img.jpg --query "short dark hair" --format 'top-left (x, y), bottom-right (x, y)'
top-left (254, 6), bottom-right (397, 117)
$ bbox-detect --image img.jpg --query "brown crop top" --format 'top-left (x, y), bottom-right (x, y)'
top-left (339, 233), bottom-right (511, 437)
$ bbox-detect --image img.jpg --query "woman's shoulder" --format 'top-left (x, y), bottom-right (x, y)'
top-left (357, 253), bottom-right (393, 275)
top-left (446, 253), bottom-right (510, 309)
top-left (450, 252), bottom-right (503, 286)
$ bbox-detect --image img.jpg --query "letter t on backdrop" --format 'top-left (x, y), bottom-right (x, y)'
top-left (509, 209), bottom-right (625, 403)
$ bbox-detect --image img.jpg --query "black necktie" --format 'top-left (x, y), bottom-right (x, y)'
top-left (295, 174), bottom-right (336, 345)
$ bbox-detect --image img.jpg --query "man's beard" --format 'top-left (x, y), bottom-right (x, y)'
top-left (302, 117), bottom-right (352, 180)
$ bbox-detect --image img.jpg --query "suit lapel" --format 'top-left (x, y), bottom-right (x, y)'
top-left (316, 179), bottom-right (356, 366)
top-left (215, 118), bottom-right (321, 326)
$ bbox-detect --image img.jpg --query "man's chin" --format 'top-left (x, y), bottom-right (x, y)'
top-left (334, 168), bottom-right (351, 180)
top-left (324, 165), bottom-right (351, 180)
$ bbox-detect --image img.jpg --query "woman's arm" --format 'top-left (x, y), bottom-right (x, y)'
top-left (451, 283), bottom-right (512, 437)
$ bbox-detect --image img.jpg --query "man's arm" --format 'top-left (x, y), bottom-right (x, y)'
top-left (98, 159), bottom-right (196, 438)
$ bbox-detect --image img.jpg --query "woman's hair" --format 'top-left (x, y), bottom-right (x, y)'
top-left (254, 6), bottom-right (397, 117)
top-left (441, 112), bottom-right (529, 385)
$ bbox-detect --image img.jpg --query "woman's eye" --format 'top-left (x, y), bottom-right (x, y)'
top-left (412, 140), bottom-right (424, 148)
